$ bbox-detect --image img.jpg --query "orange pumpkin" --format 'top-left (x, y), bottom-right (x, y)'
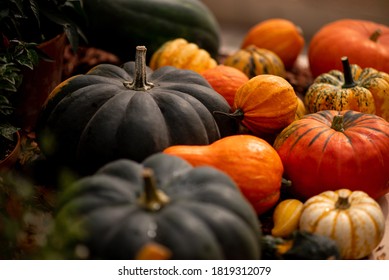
top-left (241, 18), bottom-right (305, 69)
top-left (163, 135), bottom-right (284, 215)
top-left (217, 74), bottom-right (298, 137)
top-left (201, 65), bottom-right (249, 106)
top-left (308, 19), bottom-right (389, 77)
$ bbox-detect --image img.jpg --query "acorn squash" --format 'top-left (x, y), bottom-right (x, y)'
top-left (82, 0), bottom-right (221, 62)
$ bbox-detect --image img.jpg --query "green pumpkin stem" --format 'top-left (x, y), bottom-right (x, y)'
top-left (138, 168), bottom-right (170, 212)
top-left (331, 114), bottom-right (345, 132)
top-left (369, 29), bottom-right (382, 42)
top-left (123, 46), bottom-right (154, 91)
top-left (335, 196), bottom-right (350, 210)
top-left (341, 57), bottom-right (356, 89)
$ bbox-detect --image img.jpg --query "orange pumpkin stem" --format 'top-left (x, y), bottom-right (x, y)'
top-left (123, 46), bottom-right (154, 91)
top-left (138, 168), bottom-right (170, 211)
top-left (369, 29), bottom-right (382, 42)
top-left (341, 57), bottom-right (356, 89)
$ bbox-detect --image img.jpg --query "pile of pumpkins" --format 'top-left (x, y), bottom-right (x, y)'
top-left (35, 4), bottom-right (389, 261)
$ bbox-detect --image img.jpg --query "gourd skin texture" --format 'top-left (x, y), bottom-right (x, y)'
top-left (54, 153), bottom-right (262, 260)
top-left (223, 45), bottom-right (286, 79)
top-left (37, 59), bottom-right (236, 174)
top-left (164, 135), bottom-right (284, 215)
top-left (149, 38), bottom-right (217, 73)
top-left (82, 0), bottom-right (220, 61)
top-left (273, 110), bottom-right (389, 200)
top-left (201, 65), bottom-right (249, 107)
top-left (305, 63), bottom-right (378, 115)
top-left (299, 189), bottom-right (385, 259)
top-left (233, 75), bottom-right (298, 136)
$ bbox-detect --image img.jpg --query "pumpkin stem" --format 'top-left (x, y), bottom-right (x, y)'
top-left (123, 46), bottom-right (154, 91)
top-left (331, 114), bottom-right (345, 132)
top-left (213, 108), bottom-right (245, 121)
top-left (341, 57), bottom-right (356, 89)
top-left (369, 29), bottom-right (382, 42)
top-left (138, 168), bottom-right (170, 212)
top-left (335, 196), bottom-right (350, 210)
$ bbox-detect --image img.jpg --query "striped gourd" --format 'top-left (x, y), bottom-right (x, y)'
top-left (223, 45), bottom-right (286, 79)
top-left (299, 189), bottom-right (385, 259)
top-left (305, 57), bottom-right (383, 115)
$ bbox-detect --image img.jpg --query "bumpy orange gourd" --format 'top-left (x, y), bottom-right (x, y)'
top-left (201, 65), bottom-right (249, 106)
top-left (241, 18), bottom-right (305, 69)
top-left (163, 135), bottom-right (284, 215)
top-left (149, 38), bottom-right (217, 73)
top-left (223, 45), bottom-right (286, 78)
top-left (219, 74), bottom-right (298, 137)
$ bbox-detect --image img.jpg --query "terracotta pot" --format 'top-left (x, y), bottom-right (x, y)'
top-left (0, 131), bottom-right (21, 171)
top-left (13, 33), bottom-right (67, 132)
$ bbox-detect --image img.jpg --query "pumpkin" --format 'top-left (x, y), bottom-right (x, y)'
top-left (299, 189), bottom-right (386, 259)
top-left (223, 45), bottom-right (286, 79)
top-left (51, 153), bottom-right (262, 260)
top-left (308, 19), bottom-right (389, 77)
top-left (149, 38), bottom-right (218, 73)
top-left (163, 135), bottom-right (284, 215)
top-left (201, 65), bottom-right (249, 106)
top-left (241, 18), bottom-right (305, 69)
top-left (271, 199), bottom-right (303, 238)
top-left (36, 46), bottom-right (236, 174)
top-left (217, 74), bottom-right (298, 137)
top-left (273, 110), bottom-right (389, 200)
top-left (82, 0), bottom-right (221, 62)
top-left (305, 57), bottom-right (376, 114)
top-left (261, 231), bottom-right (341, 260)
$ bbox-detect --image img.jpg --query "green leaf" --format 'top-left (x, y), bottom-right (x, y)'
top-left (0, 122), bottom-right (19, 141)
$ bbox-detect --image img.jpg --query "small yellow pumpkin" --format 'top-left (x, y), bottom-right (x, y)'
top-left (299, 189), bottom-right (385, 260)
top-left (149, 38), bottom-right (217, 73)
top-left (271, 199), bottom-right (304, 238)
top-left (223, 45), bottom-right (286, 79)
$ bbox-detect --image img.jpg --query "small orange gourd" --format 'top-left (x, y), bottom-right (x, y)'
top-left (241, 18), bottom-right (305, 69)
top-left (217, 74), bottom-right (298, 137)
top-left (201, 65), bottom-right (249, 106)
top-left (163, 135), bottom-right (284, 215)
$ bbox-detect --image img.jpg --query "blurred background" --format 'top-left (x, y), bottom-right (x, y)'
top-left (200, 0), bottom-right (389, 52)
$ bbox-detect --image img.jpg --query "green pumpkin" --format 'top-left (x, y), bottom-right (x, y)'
top-left (36, 46), bottom-right (236, 174)
top-left (50, 153), bottom-right (262, 260)
top-left (82, 0), bottom-right (221, 62)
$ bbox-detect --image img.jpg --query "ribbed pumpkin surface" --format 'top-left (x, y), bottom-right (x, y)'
top-left (299, 189), bottom-right (385, 259)
top-left (273, 110), bottom-right (389, 200)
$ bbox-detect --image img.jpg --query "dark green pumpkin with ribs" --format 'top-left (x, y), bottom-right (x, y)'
top-left (82, 0), bottom-right (221, 62)
top-left (36, 46), bottom-right (236, 174)
top-left (49, 153), bottom-right (262, 260)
